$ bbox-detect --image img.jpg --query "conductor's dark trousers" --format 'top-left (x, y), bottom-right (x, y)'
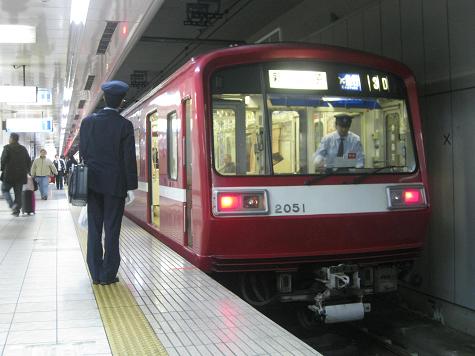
top-left (86, 189), bottom-right (125, 282)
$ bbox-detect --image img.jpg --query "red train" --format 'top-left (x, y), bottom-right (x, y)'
top-left (122, 43), bottom-right (430, 323)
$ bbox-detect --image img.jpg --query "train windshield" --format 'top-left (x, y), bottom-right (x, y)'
top-left (211, 63), bottom-right (417, 176)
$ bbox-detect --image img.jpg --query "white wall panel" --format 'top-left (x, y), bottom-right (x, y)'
top-left (448, 0), bottom-right (475, 90)
top-left (423, 0), bottom-right (450, 95)
top-left (363, 5), bottom-right (382, 55)
top-left (400, 0), bottom-right (425, 92)
top-left (419, 94), bottom-right (454, 301)
top-left (347, 14), bottom-right (364, 51)
top-left (452, 88), bottom-right (475, 309)
top-left (380, 0), bottom-right (402, 61)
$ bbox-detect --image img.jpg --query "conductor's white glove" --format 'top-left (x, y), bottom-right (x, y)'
top-left (125, 190), bottom-right (135, 205)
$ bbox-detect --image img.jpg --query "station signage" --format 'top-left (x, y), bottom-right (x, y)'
top-left (269, 70), bottom-right (328, 90)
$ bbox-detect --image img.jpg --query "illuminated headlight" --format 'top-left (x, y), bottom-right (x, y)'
top-left (386, 185), bottom-right (427, 210)
top-left (213, 189), bottom-right (269, 216)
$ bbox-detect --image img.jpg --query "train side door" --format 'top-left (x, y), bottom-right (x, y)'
top-left (184, 99), bottom-right (193, 246)
top-left (148, 111), bottom-right (161, 228)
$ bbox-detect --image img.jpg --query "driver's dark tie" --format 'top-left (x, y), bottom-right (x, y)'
top-left (337, 138), bottom-right (344, 157)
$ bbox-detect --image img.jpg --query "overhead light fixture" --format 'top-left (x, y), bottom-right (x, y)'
top-left (70, 0), bottom-right (90, 24)
top-left (6, 118), bottom-right (53, 133)
top-left (0, 86), bottom-right (37, 103)
top-left (0, 25), bottom-right (36, 44)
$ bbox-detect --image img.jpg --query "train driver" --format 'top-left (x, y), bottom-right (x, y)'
top-left (314, 114), bottom-right (364, 169)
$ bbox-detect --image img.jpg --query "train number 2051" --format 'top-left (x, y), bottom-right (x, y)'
top-left (274, 203), bottom-right (306, 214)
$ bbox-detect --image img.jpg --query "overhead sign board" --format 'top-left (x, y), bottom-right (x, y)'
top-left (6, 118), bottom-right (53, 133)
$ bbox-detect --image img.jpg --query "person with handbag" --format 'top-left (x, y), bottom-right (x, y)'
top-left (0, 133), bottom-right (31, 216)
top-left (31, 149), bottom-right (58, 200)
top-left (79, 80), bottom-right (138, 286)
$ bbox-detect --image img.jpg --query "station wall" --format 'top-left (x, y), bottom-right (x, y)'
top-left (248, 0), bottom-right (475, 333)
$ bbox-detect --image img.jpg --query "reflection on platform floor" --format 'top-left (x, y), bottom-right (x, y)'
top-left (0, 189), bottom-right (111, 355)
top-left (0, 187), bottom-right (320, 356)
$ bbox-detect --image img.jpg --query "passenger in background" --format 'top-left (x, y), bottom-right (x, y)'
top-left (80, 80), bottom-right (138, 286)
top-left (31, 149), bottom-right (58, 200)
top-left (53, 154), bottom-right (66, 190)
top-left (0, 133), bottom-right (31, 216)
top-left (221, 154), bottom-right (236, 174)
top-left (314, 114), bottom-right (364, 169)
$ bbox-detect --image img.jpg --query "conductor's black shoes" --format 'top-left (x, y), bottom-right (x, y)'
top-left (100, 277), bottom-right (119, 285)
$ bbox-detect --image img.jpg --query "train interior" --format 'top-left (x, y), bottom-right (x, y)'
top-left (212, 94), bottom-right (417, 176)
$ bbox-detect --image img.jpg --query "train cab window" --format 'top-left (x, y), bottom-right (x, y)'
top-left (167, 112), bottom-right (179, 180)
top-left (267, 95), bottom-right (416, 174)
top-left (212, 95), bottom-right (267, 176)
top-left (211, 63), bottom-right (417, 177)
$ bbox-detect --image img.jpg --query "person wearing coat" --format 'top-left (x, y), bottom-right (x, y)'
top-left (31, 149), bottom-right (58, 200)
top-left (79, 80), bottom-right (138, 286)
top-left (0, 133), bottom-right (31, 216)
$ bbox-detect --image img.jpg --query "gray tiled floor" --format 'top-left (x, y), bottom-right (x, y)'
top-left (117, 214), bottom-right (320, 355)
top-left (0, 188), bottom-right (111, 356)
top-left (0, 187), bottom-right (320, 355)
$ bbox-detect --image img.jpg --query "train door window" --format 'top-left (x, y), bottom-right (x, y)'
top-left (148, 111), bottom-right (161, 228)
top-left (167, 111), bottom-right (179, 180)
top-left (382, 101), bottom-right (416, 171)
top-left (212, 96), bottom-right (267, 175)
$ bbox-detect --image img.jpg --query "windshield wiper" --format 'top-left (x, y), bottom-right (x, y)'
top-left (304, 168), bottom-right (345, 185)
top-left (352, 165), bottom-right (405, 184)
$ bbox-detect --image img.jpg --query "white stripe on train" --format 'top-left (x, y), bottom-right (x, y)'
top-left (139, 182), bottom-right (424, 216)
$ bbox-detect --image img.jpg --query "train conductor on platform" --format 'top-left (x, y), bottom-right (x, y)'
top-left (79, 80), bottom-right (138, 285)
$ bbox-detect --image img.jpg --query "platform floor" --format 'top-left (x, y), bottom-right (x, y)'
top-left (0, 188), bottom-right (320, 356)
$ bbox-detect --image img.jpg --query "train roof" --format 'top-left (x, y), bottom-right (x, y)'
top-left (122, 42), bottom-right (414, 116)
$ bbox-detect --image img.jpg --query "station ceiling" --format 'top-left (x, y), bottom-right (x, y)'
top-left (0, 0), bottom-right (373, 155)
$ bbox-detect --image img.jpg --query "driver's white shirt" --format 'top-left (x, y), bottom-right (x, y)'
top-left (314, 131), bottom-right (364, 168)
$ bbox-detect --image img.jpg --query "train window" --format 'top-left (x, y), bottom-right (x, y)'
top-left (267, 95), bottom-right (416, 174)
top-left (167, 111), bottom-right (179, 180)
top-left (211, 63), bottom-right (417, 177)
top-left (212, 95), bottom-right (267, 176)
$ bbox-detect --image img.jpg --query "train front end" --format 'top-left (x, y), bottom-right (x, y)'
top-left (202, 45), bottom-right (430, 322)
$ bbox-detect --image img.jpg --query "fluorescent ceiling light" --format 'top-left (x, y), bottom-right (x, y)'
top-left (6, 118), bottom-right (53, 133)
top-left (0, 25), bottom-right (36, 44)
top-left (0, 86), bottom-right (37, 103)
top-left (70, 0), bottom-right (90, 24)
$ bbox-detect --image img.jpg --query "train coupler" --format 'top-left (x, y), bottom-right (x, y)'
top-left (309, 264), bottom-right (371, 323)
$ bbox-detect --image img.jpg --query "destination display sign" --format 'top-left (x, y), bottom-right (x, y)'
top-left (212, 62), bottom-right (405, 99)
top-left (269, 70), bottom-right (328, 90)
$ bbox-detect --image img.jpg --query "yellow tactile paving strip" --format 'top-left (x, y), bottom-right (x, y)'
top-left (71, 207), bottom-right (168, 356)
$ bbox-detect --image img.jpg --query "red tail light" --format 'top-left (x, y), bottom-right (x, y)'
top-left (213, 190), bottom-right (269, 216)
top-left (387, 185), bottom-right (427, 210)
top-left (218, 194), bottom-right (241, 211)
top-left (403, 189), bottom-right (421, 204)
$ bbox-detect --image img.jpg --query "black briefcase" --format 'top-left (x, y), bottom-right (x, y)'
top-left (69, 164), bottom-right (88, 206)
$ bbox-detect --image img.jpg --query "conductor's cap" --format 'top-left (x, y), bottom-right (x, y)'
top-left (101, 80), bottom-right (129, 96)
top-left (335, 114), bottom-right (352, 127)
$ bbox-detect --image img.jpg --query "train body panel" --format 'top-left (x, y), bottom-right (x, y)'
top-left (123, 44), bottom-right (430, 278)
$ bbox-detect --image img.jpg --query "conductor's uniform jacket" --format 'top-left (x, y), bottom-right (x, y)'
top-left (79, 108), bottom-right (138, 282)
